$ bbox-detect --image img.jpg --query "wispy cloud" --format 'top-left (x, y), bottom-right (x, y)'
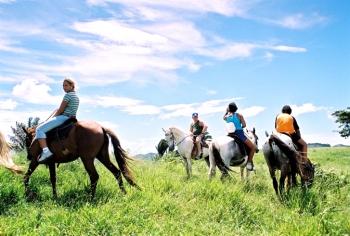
top-left (0, 99), bottom-right (17, 110)
top-left (291, 103), bottom-right (326, 116)
top-left (86, 0), bottom-right (248, 17)
top-left (82, 95), bottom-right (262, 119)
top-left (0, 0), bottom-right (16, 4)
top-left (269, 13), bottom-right (327, 30)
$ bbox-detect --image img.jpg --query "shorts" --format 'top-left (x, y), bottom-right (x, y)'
top-left (233, 129), bottom-right (247, 142)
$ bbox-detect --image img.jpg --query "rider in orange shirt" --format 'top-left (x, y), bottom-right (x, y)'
top-left (275, 105), bottom-right (307, 157)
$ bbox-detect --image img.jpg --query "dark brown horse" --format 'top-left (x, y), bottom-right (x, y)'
top-left (23, 120), bottom-right (139, 199)
top-left (262, 132), bottom-right (314, 197)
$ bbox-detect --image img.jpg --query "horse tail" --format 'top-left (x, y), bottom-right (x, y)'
top-left (0, 131), bottom-right (24, 174)
top-left (103, 128), bottom-right (140, 189)
top-left (212, 142), bottom-right (231, 173)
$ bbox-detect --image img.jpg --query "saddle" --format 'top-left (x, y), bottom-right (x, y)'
top-left (191, 135), bottom-right (209, 159)
top-left (46, 117), bottom-right (77, 143)
top-left (269, 133), bottom-right (299, 172)
top-left (227, 133), bottom-right (248, 156)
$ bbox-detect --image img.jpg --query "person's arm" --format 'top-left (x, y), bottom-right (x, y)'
top-left (238, 113), bottom-right (247, 128)
top-left (53, 100), bottom-right (68, 116)
top-left (293, 116), bottom-right (301, 135)
top-left (200, 122), bottom-right (208, 133)
top-left (189, 123), bottom-right (193, 134)
top-left (275, 116), bottom-right (278, 128)
top-left (223, 108), bottom-right (229, 120)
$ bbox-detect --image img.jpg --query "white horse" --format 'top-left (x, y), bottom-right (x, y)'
top-left (163, 127), bottom-right (210, 178)
top-left (0, 131), bottom-right (23, 174)
top-left (208, 128), bottom-right (258, 180)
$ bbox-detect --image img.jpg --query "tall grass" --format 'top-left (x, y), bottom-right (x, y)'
top-left (0, 148), bottom-right (349, 235)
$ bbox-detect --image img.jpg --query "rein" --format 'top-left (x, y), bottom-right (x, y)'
top-left (169, 131), bottom-right (191, 146)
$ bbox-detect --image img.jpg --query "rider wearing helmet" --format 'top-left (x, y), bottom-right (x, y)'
top-left (275, 105), bottom-right (307, 158)
top-left (190, 112), bottom-right (208, 159)
top-left (223, 102), bottom-right (256, 171)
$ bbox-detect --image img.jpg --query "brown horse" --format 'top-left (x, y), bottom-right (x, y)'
top-left (23, 120), bottom-right (139, 199)
top-left (262, 132), bottom-right (314, 197)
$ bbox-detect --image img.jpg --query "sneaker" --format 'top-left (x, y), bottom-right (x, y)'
top-left (246, 161), bottom-right (254, 171)
top-left (38, 149), bottom-right (53, 163)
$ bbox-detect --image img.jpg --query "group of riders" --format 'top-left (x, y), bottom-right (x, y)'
top-left (190, 103), bottom-right (307, 171)
top-left (34, 78), bottom-right (308, 172)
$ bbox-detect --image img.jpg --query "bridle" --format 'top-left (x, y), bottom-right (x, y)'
top-left (166, 129), bottom-right (191, 147)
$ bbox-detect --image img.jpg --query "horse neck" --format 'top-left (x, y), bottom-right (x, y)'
top-left (170, 128), bottom-right (187, 142)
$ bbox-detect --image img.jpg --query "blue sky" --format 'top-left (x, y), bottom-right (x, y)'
top-left (0, 0), bottom-right (349, 154)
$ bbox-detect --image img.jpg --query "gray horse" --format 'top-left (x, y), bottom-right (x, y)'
top-left (262, 132), bottom-right (315, 196)
top-left (208, 128), bottom-right (259, 180)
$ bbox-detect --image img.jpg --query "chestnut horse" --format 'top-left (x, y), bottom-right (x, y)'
top-left (23, 120), bottom-right (139, 199)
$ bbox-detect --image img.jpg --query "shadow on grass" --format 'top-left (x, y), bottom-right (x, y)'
top-left (0, 188), bottom-right (20, 215)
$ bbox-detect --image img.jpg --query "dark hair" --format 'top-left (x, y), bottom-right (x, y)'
top-left (282, 105), bottom-right (292, 114)
top-left (228, 102), bottom-right (238, 113)
top-left (192, 112), bottom-right (198, 117)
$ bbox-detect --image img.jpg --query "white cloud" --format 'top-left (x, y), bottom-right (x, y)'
top-left (0, 38), bottom-right (27, 53)
top-left (264, 52), bottom-right (274, 61)
top-left (272, 13), bottom-right (326, 30)
top-left (269, 45), bottom-right (307, 53)
top-left (12, 79), bottom-right (61, 105)
top-left (291, 103), bottom-right (326, 117)
top-left (83, 95), bottom-right (260, 119)
top-left (0, 0), bottom-right (15, 4)
top-left (197, 43), bottom-right (256, 60)
top-left (0, 110), bottom-right (50, 141)
top-left (86, 0), bottom-right (248, 17)
top-left (0, 99), bottom-right (17, 110)
top-left (240, 106), bottom-right (266, 117)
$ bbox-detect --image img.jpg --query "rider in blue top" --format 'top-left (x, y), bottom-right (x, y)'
top-left (223, 102), bottom-right (256, 171)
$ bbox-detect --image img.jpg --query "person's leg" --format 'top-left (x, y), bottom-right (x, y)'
top-left (36, 115), bottom-right (69, 162)
top-left (297, 138), bottom-right (308, 158)
top-left (196, 136), bottom-right (202, 157)
top-left (244, 139), bottom-right (256, 171)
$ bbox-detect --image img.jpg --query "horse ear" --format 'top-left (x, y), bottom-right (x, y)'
top-left (162, 128), bottom-right (166, 133)
top-left (265, 131), bottom-right (269, 137)
top-left (22, 126), bottom-right (28, 135)
top-left (252, 127), bottom-right (256, 134)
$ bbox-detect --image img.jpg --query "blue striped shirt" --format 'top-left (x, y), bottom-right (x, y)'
top-left (62, 91), bottom-right (79, 117)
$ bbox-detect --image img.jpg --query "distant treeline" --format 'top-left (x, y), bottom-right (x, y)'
top-left (308, 143), bottom-right (350, 148)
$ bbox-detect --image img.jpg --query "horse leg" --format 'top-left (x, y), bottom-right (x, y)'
top-left (279, 167), bottom-right (288, 196)
top-left (240, 167), bottom-right (244, 180)
top-left (208, 150), bottom-right (216, 180)
top-left (187, 156), bottom-right (192, 178)
top-left (97, 153), bottom-right (126, 194)
top-left (48, 163), bottom-right (57, 198)
top-left (204, 155), bottom-right (210, 168)
top-left (268, 168), bottom-right (278, 196)
top-left (81, 159), bottom-right (99, 199)
top-left (23, 160), bottom-right (39, 199)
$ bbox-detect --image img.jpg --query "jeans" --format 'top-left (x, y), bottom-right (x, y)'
top-left (35, 115), bottom-right (70, 139)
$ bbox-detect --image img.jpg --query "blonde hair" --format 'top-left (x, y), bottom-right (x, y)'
top-left (63, 78), bottom-right (76, 90)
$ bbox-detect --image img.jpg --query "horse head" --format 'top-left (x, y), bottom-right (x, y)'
top-left (22, 126), bottom-right (40, 160)
top-left (246, 127), bottom-right (259, 153)
top-left (297, 155), bottom-right (315, 187)
top-left (162, 128), bottom-right (175, 150)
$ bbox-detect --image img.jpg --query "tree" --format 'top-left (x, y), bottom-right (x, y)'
top-left (9, 117), bottom-right (40, 151)
top-left (332, 107), bottom-right (350, 138)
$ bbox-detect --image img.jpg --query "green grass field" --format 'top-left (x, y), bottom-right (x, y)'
top-left (1, 148), bottom-right (349, 235)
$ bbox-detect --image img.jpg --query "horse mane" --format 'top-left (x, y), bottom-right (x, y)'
top-left (0, 131), bottom-right (24, 174)
top-left (169, 126), bottom-right (188, 138)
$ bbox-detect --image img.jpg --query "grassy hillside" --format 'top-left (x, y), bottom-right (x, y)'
top-left (0, 148), bottom-right (349, 235)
